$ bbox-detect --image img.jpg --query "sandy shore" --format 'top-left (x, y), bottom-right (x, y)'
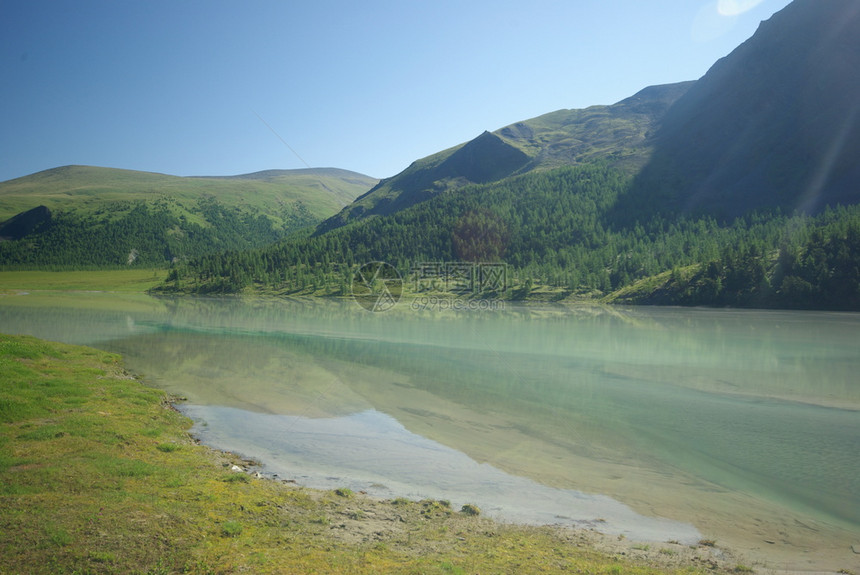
top-left (221, 452), bottom-right (750, 574)
top-left (219, 447), bottom-right (858, 575)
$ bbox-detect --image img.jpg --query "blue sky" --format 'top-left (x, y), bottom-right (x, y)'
top-left (1, 0), bottom-right (792, 182)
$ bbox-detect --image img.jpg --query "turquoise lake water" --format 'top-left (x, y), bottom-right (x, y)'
top-left (2, 293), bottom-right (858, 568)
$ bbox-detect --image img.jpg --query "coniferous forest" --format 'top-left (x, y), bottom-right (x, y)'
top-left (157, 164), bottom-right (860, 310)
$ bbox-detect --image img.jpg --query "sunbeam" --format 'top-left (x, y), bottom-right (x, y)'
top-left (797, 103), bottom-right (860, 214)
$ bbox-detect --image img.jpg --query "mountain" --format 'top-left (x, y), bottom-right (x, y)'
top-left (0, 165), bottom-right (376, 267)
top-left (623, 0), bottom-right (860, 220)
top-left (158, 0), bottom-right (860, 310)
top-left (318, 81), bottom-right (693, 232)
top-left (324, 0), bottom-right (860, 232)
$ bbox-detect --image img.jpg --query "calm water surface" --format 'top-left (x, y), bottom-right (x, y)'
top-left (1, 293), bottom-right (858, 568)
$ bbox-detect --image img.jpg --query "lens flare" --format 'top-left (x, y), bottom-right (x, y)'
top-left (717, 0), bottom-right (766, 17)
top-left (692, 2), bottom-right (736, 43)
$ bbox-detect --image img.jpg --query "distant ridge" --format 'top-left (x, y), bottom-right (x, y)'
top-left (2, 165), bottom-right (376, 189)
top-left (0, 165), bottom-right (376, 222)
top-left (194, 167), bottom-right (377, 183)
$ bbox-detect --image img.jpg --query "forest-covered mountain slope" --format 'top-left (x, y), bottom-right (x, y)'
top-left (159, 1), bottom-right (860, 310)
top-left (159, 163), bottom-right (860, 310)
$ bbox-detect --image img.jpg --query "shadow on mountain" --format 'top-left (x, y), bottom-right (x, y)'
top-left (611, 0), bottom-right (860, 225)
top-left (316, 132), bottom-right (529, 232)
top-left (437, 131), bottom-right (530, 184)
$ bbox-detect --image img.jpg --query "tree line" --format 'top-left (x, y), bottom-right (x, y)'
top-left (653, 205), bottom-right (860, 309)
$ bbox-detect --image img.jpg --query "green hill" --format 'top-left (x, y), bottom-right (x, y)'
top-left (0, 165), bottom-right (373, 223)
top-left (0, 165), bottom-right (375, 268)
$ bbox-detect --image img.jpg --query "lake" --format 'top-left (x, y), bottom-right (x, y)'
top-left (1, 292), bottom-right (858, 570)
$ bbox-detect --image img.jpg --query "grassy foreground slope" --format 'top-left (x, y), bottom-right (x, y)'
top-left (0, 333), bottom-right (731, 574)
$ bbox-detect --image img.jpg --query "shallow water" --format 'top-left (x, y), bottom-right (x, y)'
top-left (1, 293), bottom-right (858, 568)
top-left (181, 404), bottom-right (696, 542)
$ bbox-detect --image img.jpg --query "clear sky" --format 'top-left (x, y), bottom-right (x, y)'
top-left (1, 0), bottom-right (793, 182)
